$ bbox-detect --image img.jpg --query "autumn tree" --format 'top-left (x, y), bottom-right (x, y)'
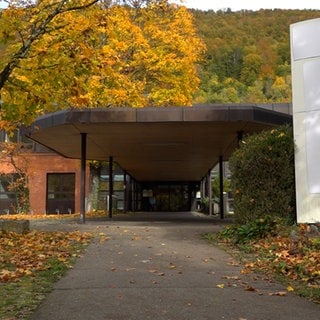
top-left (0, 0), bottom-right (205, 213)
top-left (0, 0), bottom-right (103, 128)
top-left (0, 0), bottom-right (205, 130)
top-left (0, 139), bottom-right (30, 212)
top-left (240, 51), bottom-right (263, 86)
top-left (0, 0), bottom-right (103, 214)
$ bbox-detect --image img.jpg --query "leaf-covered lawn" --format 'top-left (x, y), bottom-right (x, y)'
top-left (0, 229), bottom-right (93, 319)
top-left (212, 224), bottom-right (320, 303)
top-left (0, 230), bottom-right (92, 282)
top-left (0, 210), bottom-right (107, 221)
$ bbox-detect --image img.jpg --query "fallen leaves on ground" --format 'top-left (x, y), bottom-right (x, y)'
top-left (219, 224), bottom-right (320, 303)
top-left (0, 230), bottom-right (93, 282)
top-left (242, 230), bottom-right (320, 286)
top-left (0, 210), bottom-right (109, 221)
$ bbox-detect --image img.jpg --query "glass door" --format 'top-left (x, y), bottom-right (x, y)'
top-left (46, 173), bottom-right (75, 214)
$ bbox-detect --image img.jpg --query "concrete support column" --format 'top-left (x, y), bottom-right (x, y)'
top-left (219, 156), bottom-right (224, 219)
top-left (201, 178), bottom-right (206, 198)
top-left (108, 156), bottom-right (113, 218)
top-left (123, 171), bottom-right (127, 213)
top-left (208, 170), bottom-right (213, 216)
top-left (80, 133), bottom-right (87, 224)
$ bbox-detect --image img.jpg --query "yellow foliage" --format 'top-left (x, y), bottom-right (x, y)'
top-left (0, 1), bottom-right (205, 129)
top-left (0, 229), bottom-right (93, 282)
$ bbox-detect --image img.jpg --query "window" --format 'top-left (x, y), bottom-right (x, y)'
top-left (98, 165), bottom-right (125, 211)
top-left (0, 174), bottom-right (19, 214)
top-left (0, 129), bottom-right (34, 150)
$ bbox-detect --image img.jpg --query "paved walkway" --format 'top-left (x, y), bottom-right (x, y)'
top-left (30, 212), bottom-right (319, 320)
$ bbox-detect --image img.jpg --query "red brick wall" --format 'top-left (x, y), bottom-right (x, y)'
top-left (26, 153), bottom-right (89, 214)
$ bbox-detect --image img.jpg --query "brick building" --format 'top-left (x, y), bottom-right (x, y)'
top-left (0, 132), bottom-right (87, 214)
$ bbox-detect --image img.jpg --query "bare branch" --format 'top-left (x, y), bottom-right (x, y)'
top-left (62, 0), bottom-right (100, 12)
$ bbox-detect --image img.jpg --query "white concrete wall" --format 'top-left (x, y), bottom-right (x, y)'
top-left (291, 18), bottom-right (320, 223)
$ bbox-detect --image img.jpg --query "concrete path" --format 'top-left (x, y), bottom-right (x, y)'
top-left (31, 212), bottom-right (320, 320)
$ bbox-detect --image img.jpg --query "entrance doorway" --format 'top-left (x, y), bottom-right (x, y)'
top-left (46, 173), bottom-right (75, 214)
top-left (141, 183), bottom-right (198, 212)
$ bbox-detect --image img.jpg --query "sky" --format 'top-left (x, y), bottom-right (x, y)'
top-left (179, 0), bottom-right (320, 11)
top-left (1, 1), bottom-right (319, 11)
top-left (1, 1), bottom-right (319, 10)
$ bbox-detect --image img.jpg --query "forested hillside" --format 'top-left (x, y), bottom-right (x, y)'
top-left (191, 9), bottom-right (320, 103)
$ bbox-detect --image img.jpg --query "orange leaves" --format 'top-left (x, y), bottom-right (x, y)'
top-left (236, 224), bottom-right (320, 298)
top-left (214, 222), bottom-right (319, 301)
top-left (0, 230), bottom-right (92, 282)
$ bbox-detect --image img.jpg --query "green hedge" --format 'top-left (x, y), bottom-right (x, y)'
top-left (229, 125), bottom-right (295, 224)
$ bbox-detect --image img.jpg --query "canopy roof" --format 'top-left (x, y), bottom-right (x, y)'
top-left (27, 104), bottom-right (292, 182)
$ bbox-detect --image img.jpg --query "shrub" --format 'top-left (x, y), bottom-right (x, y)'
top-left (229, 125), bottom-right (295, 224)
top-left (219, 215), bottom-right (279, 244)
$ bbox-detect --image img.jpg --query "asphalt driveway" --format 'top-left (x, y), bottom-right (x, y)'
top-left (30, 212), bottom-right (320, 320)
